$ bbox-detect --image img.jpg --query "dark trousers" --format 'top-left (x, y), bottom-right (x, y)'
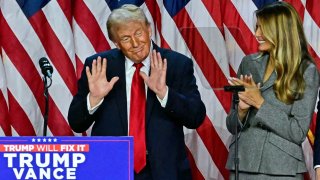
top-left (134, 160), bottom-right (152, 180)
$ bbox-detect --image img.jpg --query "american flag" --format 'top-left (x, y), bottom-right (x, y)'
top-left (0, 0), bottom-right (319, 179)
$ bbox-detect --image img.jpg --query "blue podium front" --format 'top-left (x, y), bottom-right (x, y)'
top-left (0, 136), bottom-right (133, 180)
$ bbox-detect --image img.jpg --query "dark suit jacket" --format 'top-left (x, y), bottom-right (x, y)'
top-left (226, 53), bottom-right (319, 176)
top-left (314, 90), bottom-right (320, 167)
top-left (68, 43), bottom-right (206, 180)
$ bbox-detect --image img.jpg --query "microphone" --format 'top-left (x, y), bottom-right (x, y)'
top-left (39, 57), bottom-right (53, 78)
top-left (224, 85), bottom-right (245, 92)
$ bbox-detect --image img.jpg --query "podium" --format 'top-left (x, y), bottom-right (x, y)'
top-left (0, 136), bottom-right (133, 180)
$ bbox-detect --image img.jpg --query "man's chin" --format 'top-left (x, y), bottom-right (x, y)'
top-left (131, 54), bottom-right (148, 63)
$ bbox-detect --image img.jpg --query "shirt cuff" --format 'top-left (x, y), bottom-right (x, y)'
top-left (315, 165), bottom-right (320, 169)
top-left (87, 93), bottom-right (104, 115)
top-left (156, 86), bottom-right (168, 108)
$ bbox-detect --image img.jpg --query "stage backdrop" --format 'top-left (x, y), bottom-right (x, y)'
top-left (0, 0), bottom-right (319, 179)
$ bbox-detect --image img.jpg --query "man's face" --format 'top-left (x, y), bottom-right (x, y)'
top-left (112, 21), bottom-right (152, 63)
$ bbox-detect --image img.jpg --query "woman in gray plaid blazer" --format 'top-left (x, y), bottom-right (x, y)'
top-left (226, 2), bottom-right (319, 179)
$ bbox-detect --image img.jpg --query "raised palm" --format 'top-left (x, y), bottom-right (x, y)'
top-left (86, 57), bottom-right (119, 107)
top-left (140, 50), bottom-right (167, 99)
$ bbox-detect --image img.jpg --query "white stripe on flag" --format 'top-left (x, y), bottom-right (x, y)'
top-left (231, 0), bottom-right (257, 34)
top-left (186, 0), bottom-right (230, 78)
top-left (83, 0), bottom-right (114, 48)
top-left (43, 0), bottom-right (76, 66)
top-left (303, 10), bottom-right (320, 57)
top-left (2, 51), bottom-right (46, 135)
top-left (224, 25), bottom-right (246, 73)
top-left (185, 130), bottom-right (225, 179)
top-left (73, 21), bottom-right (97, 63)
top-left (302, 138), bottom-right (315, 180)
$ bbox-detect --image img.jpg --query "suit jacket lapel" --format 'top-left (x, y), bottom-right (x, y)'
top-left (110, 51), bottom-right (128, 135)
top-left (261, 71), bottom-right (276, 91)
top-left (252, 54), bottom-right (268, 84)
top-left (146, 89), bottom-right (155, 125)
top-left (145, 42), bottom-right (161, 125)
top-left (251, 54), bottom-right (275, 92)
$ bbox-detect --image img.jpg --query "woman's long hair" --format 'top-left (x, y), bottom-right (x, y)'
top-left (255, 2), bottom-right (314, 104)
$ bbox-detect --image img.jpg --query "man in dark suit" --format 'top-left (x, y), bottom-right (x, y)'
top-left (314, 90), bottom-right (320, 180)
top-left (68, 4), bottom-right (206, 180)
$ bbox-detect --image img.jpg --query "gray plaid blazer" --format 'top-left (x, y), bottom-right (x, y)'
top-left (226, 53), bottom-right (319, 176)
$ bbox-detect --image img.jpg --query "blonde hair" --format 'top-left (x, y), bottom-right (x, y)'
top-left (255, 2), bottom-right (313, 104)
top-left (107, 4), bottom-right (150, 41)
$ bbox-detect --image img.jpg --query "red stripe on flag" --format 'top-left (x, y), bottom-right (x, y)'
top-left (0, 91), bottom-right (12, 136)
top-left (73, 0), bottom-right (111, 53)
top-left (75, 54), bottom-right (84, 79)
top-left (47, 95), bottom-right (74, 136)
top-left (0, 11), bottom-right (73, 136)
top-left (284, 0), bottom-right (305, 21)
top-left (57, 0), bottom-right (72, 26)
top-left (28, 11), bottom-right (77, 95)
top-left (201, 0), bottom-right (223, 27)
top-left (310, 113), bottom-right (317, 138)
top-left (221, 0), bottom-right (258, 54)
top-left (306, 0), bottom-right (320, 28)
top-left (196, 116), bottom-right (229, 179)
top-left (186, 146), bottom-right (205, 180)
top-left (145, 0), bottom-right (171, 49)
top-left (229, 64), bottom-right (237, 78)
top-left (0, 11), bottom-right (45, 113)
top-left (202, 0), bottom-right (237, 76)
top-left (174, 8), bottom-right (232, 112)
top-left (309, 46), bottom-right (320, 70)
top-left (8, 91), bottom-right (36, 136)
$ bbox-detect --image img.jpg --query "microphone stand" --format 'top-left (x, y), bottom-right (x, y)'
top-left (42, 76), bottom-right (52, 136)
top-left (224, 85), bottom-right (245, 180)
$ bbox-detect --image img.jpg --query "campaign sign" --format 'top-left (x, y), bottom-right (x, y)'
top-left (0, 136), bottom-right (133, 180)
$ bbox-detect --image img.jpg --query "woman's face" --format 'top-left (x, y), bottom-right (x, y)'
top-left (255, 21), bottom-right (272, 52)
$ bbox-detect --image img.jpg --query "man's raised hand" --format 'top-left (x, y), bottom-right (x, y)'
top-left (86, 56), bottom-right (119, 107)
top-left (140, 50), bottom-right (167, 99)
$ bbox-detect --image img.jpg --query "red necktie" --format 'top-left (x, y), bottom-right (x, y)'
top-left (129, 63), bottom-right (146, 173)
